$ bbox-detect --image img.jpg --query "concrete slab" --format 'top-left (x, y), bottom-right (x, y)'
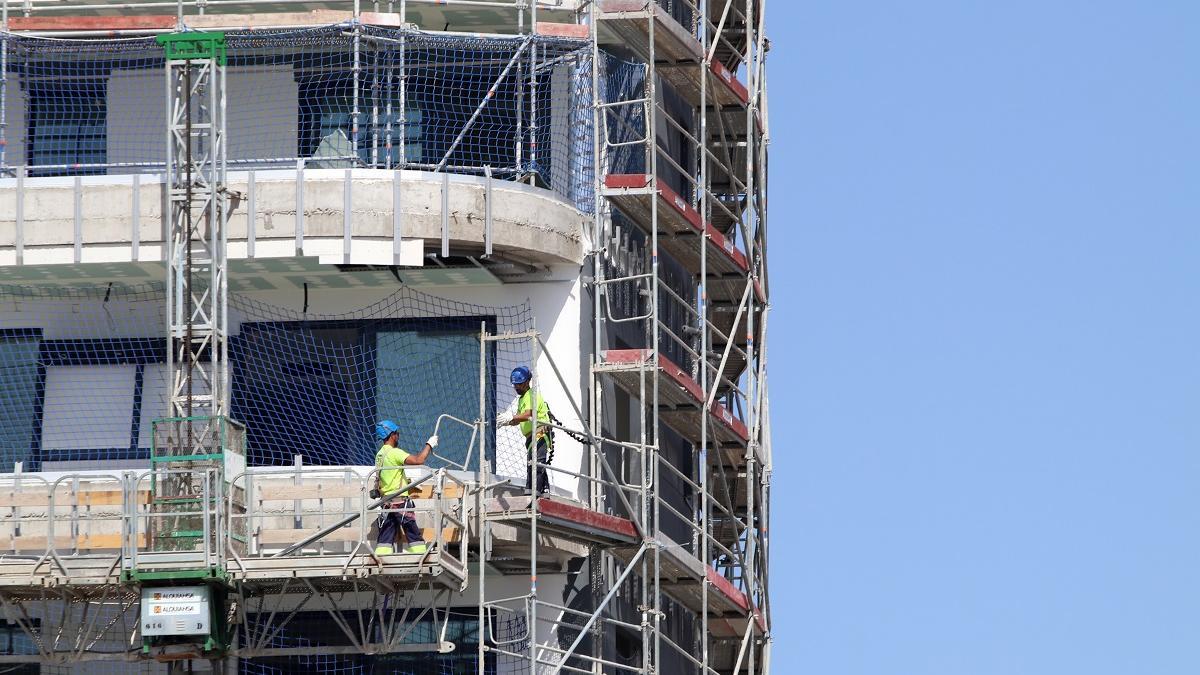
top-left (0, 168), bottom-right (585, 269)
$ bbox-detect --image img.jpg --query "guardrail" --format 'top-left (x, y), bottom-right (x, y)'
top-left (0, 465), bottom-right (470, 581)
top-left (227, 465), bottom-right (469, 571)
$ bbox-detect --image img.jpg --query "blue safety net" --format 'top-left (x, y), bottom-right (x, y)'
top-left (599, 53), bottom-right (648, 180)
top-left (0, 283), bottom-right (533, 477)
top-left (238, 608), bottom-right (529, 675)
top-left (1, 25), bottom-right (596, 212)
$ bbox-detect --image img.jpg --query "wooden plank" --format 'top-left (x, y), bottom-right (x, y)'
top-left (185, 10), bottom-right (400, 30)
top-left (0, 493), bottom-right (51, 508)
top-left (257, 526), bottom-right (461, 545)
top-left (5, 533), bottom-right (146, 551)
top-left (0, 490), bottom-right (150, 508)
top-left (360, 11), bottom-right (403, 27)
top-left (536, 22), bottom-right (589, 39)
top-left (256, 484), bottom-right (363, 501)
top-left (409, 485), bottom-right (464, 500)
top-left (420, 527), bottom-right (461, 544)
top-left (186, 11), bottom-right (344, 29)
top-left (80, 490), bottom-right (152, 507)
top-left (8, 15), bottom-right (175, 31)
top-left (255, 483), bottom-right (463, 501)
top-left (597, 0), bottom-right (647, 10)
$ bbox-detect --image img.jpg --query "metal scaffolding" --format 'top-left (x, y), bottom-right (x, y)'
top-left (587, 0), bottom-right (771, 672)
top-left (0, 0), bottom-right (771, 671)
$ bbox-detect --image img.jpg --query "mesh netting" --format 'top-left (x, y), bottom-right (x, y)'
top-left (599, 53), bottom-right (648, 179)
top-left (41, 661), bottom-right (162, 674)
top-left (0, 283), bottom-right (534, 477)
top-left (0, 25), bottom-right (595, 212)
top-left (3, 594), bottom-right (147, 672)
top-left (0, 603), bottom-right (531, 672)
top-left (238, 608), bottom-right (527, 674)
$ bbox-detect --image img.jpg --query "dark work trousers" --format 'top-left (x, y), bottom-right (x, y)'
top-left (526, 436), bottom-right (551, 495)
top-left (376, 497), bottom-right (423, 548)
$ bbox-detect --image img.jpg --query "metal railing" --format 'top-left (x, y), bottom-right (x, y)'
top-left (0, 24), bottom-right (597, 211)
top-left (0, 465), bottom-right (469, 577)
top-left (227, 465), bottom-right (469, 573)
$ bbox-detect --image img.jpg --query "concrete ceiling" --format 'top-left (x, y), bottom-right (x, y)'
top-left (0, 257), bottom-right (501, 292)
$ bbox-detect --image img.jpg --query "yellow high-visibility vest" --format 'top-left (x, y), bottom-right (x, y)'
top-left (375, 443), bottom-right (411, 494)
top-left (518, 389), bottom-right (551, 441)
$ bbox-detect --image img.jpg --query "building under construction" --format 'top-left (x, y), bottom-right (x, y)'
top-left (0, 0), bottom-right (770, 672)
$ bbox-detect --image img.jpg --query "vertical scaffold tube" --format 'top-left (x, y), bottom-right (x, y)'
top-left (699, 0), bottom-right (713, 670)
top-left (529, 336), bottom-right (540, 675)
top-left (477, 322), bottom-right (487, 675)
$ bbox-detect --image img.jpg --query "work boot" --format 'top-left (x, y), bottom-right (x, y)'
top-left (407, 542), bottom-right (428, 554)
top-left (374, 545), bottom-right (394, 555)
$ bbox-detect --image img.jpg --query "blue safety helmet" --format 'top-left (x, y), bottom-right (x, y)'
top-left (510, 366), bottom-right (532, 386)
top-left (375, 420), bottom-right (400, 441)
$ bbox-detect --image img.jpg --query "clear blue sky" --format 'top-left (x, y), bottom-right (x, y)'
top-left (769, 3), bottom-right (1200, 673)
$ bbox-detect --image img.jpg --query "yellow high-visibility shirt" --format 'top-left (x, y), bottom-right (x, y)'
top-left (517, 389), bottom-right (551, 440)
top-left (375, 443), bottom-right (411, 495)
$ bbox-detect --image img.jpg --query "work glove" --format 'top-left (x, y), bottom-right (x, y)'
top-left (426, 435), bottom-right (439, 449)
top-left (496, 412), bottom-right (513, 426)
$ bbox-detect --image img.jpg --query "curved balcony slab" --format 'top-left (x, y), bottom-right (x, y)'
top-left (0, 168), bottom-right (586, 269)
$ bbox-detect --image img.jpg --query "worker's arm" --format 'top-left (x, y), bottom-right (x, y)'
top-left (404, 435), bottom-right (437, 465)
top-left (506, 392), bottom-right (536, 426)
top-left (507, 410), bottom-right (533, 426)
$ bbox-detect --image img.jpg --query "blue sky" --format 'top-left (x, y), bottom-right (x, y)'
top-left (769, 3), bottom-right (1200, 673)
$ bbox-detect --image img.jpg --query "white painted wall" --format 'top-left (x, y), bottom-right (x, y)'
top-left (107, 65), bottom-right (298, 171)
top-left (1, 74), bottom-right (25, 171)
top-left (41, 365), bottom-right (137, 452)
top-left (0, 297), bottom-right (163, 341)
top-left (107, 69), bottom-right (166, 170)
top-left (226, 65), bottom-right (299, 165)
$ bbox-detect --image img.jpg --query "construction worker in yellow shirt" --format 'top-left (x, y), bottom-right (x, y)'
top-left (497, 366), bottom-right (553, 495)
top-left (373, 420), bottom-right (437, 555)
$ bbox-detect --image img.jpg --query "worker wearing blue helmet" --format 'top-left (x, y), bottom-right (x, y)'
top-left (372, 420), bottom-right (437, 555)
top-left (497, 365), bottom-right (553, 494)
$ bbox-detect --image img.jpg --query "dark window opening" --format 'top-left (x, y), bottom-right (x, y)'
top-left (0, 317), bottom-right (495, 471)
top-left (26, 77), bottom-right (107, 176)
top-left (0, 619), bottom-right (40, 674)
top-left (614, 624), bottom-right (641, 666)
top-left (297, 74), bottom-right (423, 168)
top-left (231, 317), bottom-right (493, 467)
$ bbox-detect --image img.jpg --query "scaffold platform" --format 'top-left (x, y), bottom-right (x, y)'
top-left (0, 468), bottom-right (470, 594)
top-left (613, 535), bottom-right (752, 620)
top-left (595, 349), bottom-right (755, 463)
top-left (603, 173), bottom-right (750, 278)
top-left (596, 0), bottom-right (748, 111)
top-left (486, 493), bottom-right (639, 546)
top-left (597, 0), bottom-right (703, 65)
